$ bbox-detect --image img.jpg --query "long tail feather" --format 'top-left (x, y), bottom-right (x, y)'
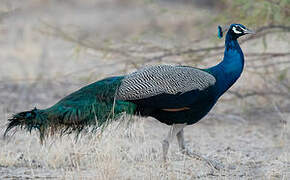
top-left (4, 108), bottom-right (48, 141)
top-left (4, 76), bottom-right (136, 142)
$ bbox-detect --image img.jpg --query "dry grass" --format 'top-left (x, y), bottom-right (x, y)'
top-left (0, 82), bottom-right (289, 179)
top-left (0, 0), bottom-right (290, 179)
top-left (1, 112), bottom-right (290, 179)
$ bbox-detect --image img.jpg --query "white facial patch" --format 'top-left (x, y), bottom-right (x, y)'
top-left (232, 26), bottom-right (242, 34)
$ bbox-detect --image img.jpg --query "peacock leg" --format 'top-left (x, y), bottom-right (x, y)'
top-left (176, 129), bottom-right (222, 170)
top-left (162, 124), bottom-right (186, 161)
top-left (176, 128), bottom-right (186, 150)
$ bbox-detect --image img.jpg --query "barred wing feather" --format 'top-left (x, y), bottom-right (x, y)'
top-left (116, 65), bottom-right (216, 102)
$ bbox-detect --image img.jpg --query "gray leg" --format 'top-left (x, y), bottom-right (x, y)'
top-left (176, 129), bottom-right (223, 170)
top-left (176, 128), bottom-right (185, 150)
top-left (162, 124), bottom-right (186, 161)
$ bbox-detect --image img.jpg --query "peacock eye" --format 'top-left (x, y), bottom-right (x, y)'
top-left (232, 26), bottom-right (242, 34)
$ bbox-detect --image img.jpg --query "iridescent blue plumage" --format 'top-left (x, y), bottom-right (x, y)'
top-left (129, 24), bottom-right (254, 126)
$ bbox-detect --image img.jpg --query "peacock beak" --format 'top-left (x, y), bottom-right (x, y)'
top-left (244, 28), bottom-right (255, 34)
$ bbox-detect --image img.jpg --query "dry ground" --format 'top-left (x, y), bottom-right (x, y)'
top-left (0, 82), bottom-right (289, 179)
top-left (0, 0), bottom-right (289, 179)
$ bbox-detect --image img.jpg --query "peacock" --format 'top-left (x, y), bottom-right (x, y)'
top-left (4, 24), bottom-right (254, 169)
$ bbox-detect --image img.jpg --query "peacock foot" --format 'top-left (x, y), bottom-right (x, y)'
top-left (180, 148), bottom-right (223, 171)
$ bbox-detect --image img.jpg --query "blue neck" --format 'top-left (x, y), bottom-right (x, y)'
top-left (208, 32), bottom-right (244, 96)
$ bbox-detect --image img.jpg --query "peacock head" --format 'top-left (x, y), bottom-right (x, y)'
top-left (218, 24), bottom-right (255, 39)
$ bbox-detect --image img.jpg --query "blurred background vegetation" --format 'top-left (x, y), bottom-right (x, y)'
top-left (218, 0), bottom-right (290, 26)
top-left (0, 0), bottom-right (288, 113)
top-left (0, 1), bottom-right (289, 178)
top-left (0, 0), bottom-right (288, 115)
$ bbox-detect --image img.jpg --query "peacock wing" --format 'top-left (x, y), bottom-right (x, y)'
top-left (116, 65), bottom-right (216, 109)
